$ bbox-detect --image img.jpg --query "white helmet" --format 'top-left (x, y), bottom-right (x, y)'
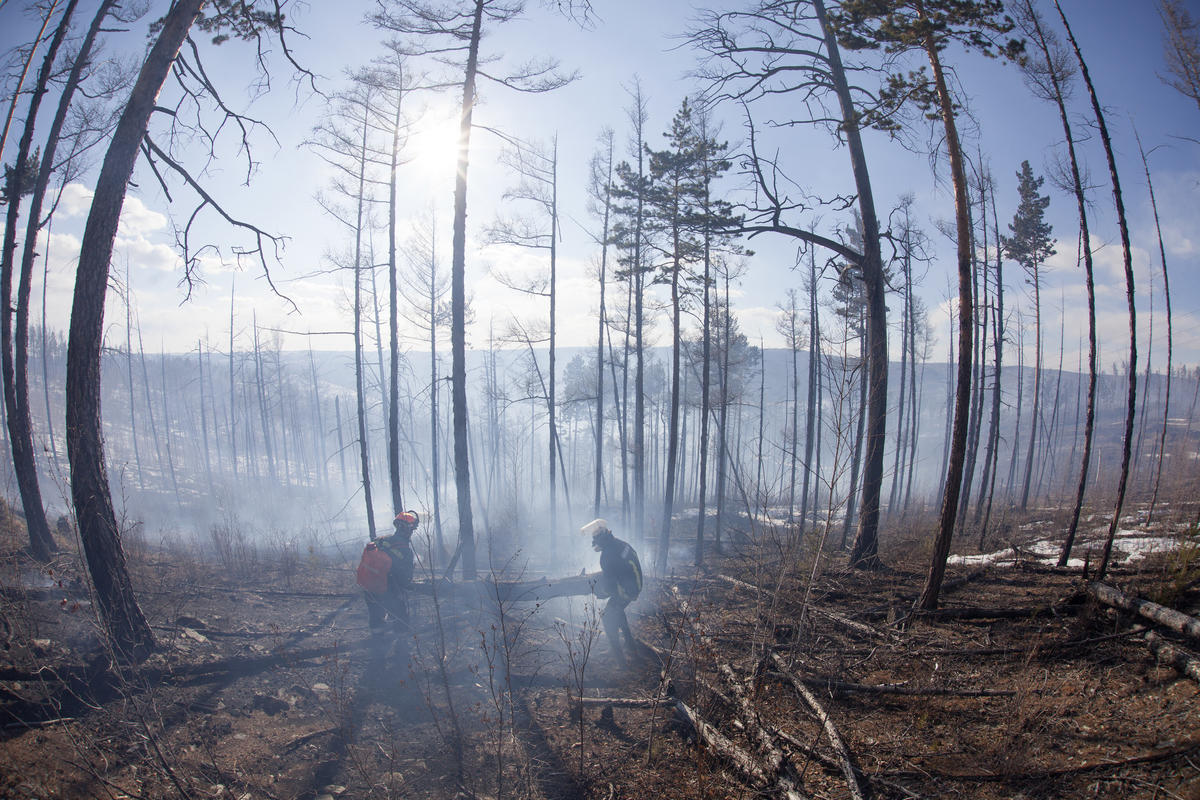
top-left (580, 519), bottom-right (609, 538)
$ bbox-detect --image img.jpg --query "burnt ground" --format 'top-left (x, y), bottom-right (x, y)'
top-left (0, 502), bottom-right (1198, 800)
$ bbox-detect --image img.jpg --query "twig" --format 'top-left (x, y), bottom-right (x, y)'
top-left (282, 726), bottom-right (337, 751)
top-left (882, 738), bottom-right (1200, 781)
top-left (4, 718), bottom-right (75, 730)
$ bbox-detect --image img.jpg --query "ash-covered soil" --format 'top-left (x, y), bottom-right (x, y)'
top-left (0, 504), bottom-right (1198, 800)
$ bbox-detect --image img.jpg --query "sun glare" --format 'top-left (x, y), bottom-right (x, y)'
top-left (407, 107), bottom-right (462, 186)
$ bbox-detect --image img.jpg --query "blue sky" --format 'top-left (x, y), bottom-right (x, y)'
top-left (2, 0), bottom-right (1198, 373)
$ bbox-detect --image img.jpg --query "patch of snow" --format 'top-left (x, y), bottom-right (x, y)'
top-left (950, 531), bottom-right (1181, 569)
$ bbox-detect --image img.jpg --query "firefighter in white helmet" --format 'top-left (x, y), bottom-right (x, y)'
top-left (582, 519), bottom-right (642, 666)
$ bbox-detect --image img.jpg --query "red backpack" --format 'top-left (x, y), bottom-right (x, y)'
top-left (356, 542), bottom-right (392, 593)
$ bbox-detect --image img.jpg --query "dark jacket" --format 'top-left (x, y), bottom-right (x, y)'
top-left (375, 534), bottom-right (415, 590)
top-left (597, 535), bottom-right (642, 602)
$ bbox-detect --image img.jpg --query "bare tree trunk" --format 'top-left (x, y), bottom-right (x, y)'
top-left (198, 339), bottom-right (214, 496)
top-left (335, 395), bottom-right (347, 488)
top-left (801, 247), bottom-right (818, 529)
top-left (229, 282), bottom-right (238, 477)
top-left (0, 2), bottom-right (56, 163)
top-left (813, 0), bottom-right (887, 569)
top-left (387, 81), bottom-right (405, 516)
top-left (159, 346), bottom-right (182, 508)
top-left (978, 191), bottom-right (1005, 542)
top-left (1137, 131), bottom-right (1173, 525)
top-left (2, 0), bottom-right (80, 560)
top-left (450, 0), bottom-right (486, 578)
top-left (350, 105), bottom-right (377, 540)
top-left (67, 0), bottom-right (206, 663)
top-left (1019, 271), bottom-right (1042, 510)
top-left (917, 7), bottom-right (975, 611)
top-left (1052, 2), bottom-right (1137, 580)
top-left (124, 266), bottom-right (143, 490)
top-left (593, 134), bottom-right (614, 520)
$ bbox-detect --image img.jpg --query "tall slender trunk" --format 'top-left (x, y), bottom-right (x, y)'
top-left (67, 0), bottom-right (205, 663)
top-left (1019, 271), bottom-right (1042, 509)
top-left (158, 346), bottom-right (181, 508)
top-left (1137, 131), bottom-right (1173, 524)
top-left (124, 266), bottom-right (143, 490)
top-left (335, 395), bottom-right (347, 487)
top-left (1052, 2), bottom-right (1136, 580)
top-left (387, 80), bottom-right (405, 516)
top-left (978, 190), bottom-right (1006, 540)
top-left (801, 246), bottom-right (818, 528)
top-left (449, 0), bottom-right (486, 578)
top-left (917, 2), bottom-right (975, 610)
top-left (548, 138), bottom-right (560, 566)
top-left (593, 140), bottom-right (614, 520)
top-left (815, 0), bottom-right (887, 569)
top-left (657, 217), bottom-right (684, 570)
top-left (229, 282), bottom-right (238, 476)
top-left (40, 220), bottom-right (58, 470)
top-left (198, 339), bottom-right (214, 496)
top-left (3, 0), bottom-right (80, 560)
top-left (351, 104), bottom-right (376, 540)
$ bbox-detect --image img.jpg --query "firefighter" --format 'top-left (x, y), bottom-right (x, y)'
top-left (357, 511), bottom-right (419, 656)
top-left (582, 519), bottom-right (642, 666)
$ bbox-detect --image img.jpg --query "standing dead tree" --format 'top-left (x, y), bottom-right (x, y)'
top-left (833, 0), bottom-right (1023, 608)
top-left (691, 0), bottom-right (890, 569)
top-left (1048, 0), bottom-right (1138, 581)
top-left (2, 0), bottom-right (84, 561)
top-left (370, 0), bottom-right (581, 578)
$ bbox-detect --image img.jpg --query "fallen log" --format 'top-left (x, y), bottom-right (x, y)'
top-left (771, 653), bottom-right (865, 800)
top-left (775, 728), bottom-right (923, 800)
top-left (719, 664), bottom-right (786, 774)
top-left (802, 677), bottom-right (1015, 697)
top-left (1144, 631), bottom-right (1200, 682)
top-left (673, 699), bottom-right (770, 788)
top-left (808, 606), bottom-right (891, 640)
top-left (410, 572), bottom-right (601, 604)
top-left (580, 697), bottom-right (671, 708)
top-left (1089, 582), bottom-right (1200, 641)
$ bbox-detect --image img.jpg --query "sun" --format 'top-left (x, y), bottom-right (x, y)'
top-left (405, 104), bottom-right (463, 185)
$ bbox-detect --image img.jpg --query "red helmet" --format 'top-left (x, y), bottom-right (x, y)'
top-left (394, 511), bottom-right (419, 530)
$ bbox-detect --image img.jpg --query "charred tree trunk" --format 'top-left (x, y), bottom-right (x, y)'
top-left (2, 0), bottom-right (80, 560)
top-left (813, 0), bottom-right (887, 570)
top-left (450, 0), bottom-right (486, 578)
top-left (1137, 132), bottom-right (1173, 525)
top-left (1052, 2), bottom-right (1137, 580)
top-left (67, 0), bottom-right (206, 662)
top-left (917, 10), bottom-right (974, 611)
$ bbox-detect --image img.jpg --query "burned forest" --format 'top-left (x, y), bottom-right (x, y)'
top-left (1, 1), bottom-right (1199, 799)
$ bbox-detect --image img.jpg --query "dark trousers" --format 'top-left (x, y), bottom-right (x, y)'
top-left (365, 589), bottom-right (409, 634)
top-left (602, 597), bottom-right (634, 657)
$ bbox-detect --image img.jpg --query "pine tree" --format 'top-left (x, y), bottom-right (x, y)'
top-left (1002, 160), bottom-right (1055, 511)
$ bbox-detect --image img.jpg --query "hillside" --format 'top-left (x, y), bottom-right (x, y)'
top-left (1, 500), bottom-right (1198, 799)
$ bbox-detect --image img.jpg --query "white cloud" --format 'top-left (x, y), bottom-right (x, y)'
top-left (57, 183), bottom-right (93, 218)
top-left (116, 196), bottom-right (168, 238)
top-left (115, 236), bottom-right (181, 275)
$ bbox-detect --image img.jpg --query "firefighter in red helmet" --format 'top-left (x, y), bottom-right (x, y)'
top-left (356, 511), bottom-right (419, 658)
